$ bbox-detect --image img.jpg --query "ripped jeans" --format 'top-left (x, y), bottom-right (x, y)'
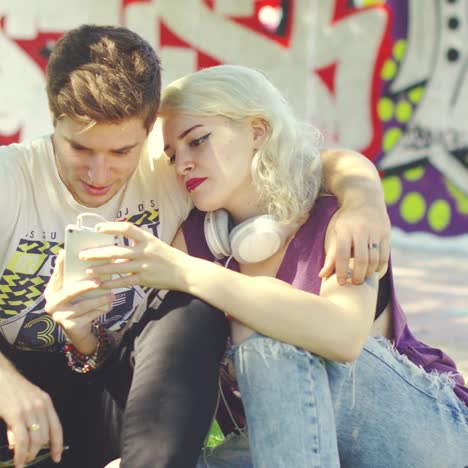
top-left (198, 335), bottom-right (468, 468)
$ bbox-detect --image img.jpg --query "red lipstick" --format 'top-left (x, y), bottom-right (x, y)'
top-left (186, 178), bottom-right (207, 192)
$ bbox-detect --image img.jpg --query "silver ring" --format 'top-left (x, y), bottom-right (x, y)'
top-left (368, 242), bottom-right (379, 250)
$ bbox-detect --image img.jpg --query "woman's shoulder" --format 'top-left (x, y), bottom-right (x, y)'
top-left (315, 193), bottom-right (339, 209)
top-left (305, 194), bottom-right (339, 227)
top-left (181, 208), bottom-right (214, 260)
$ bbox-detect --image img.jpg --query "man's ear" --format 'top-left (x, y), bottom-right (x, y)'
top-left (251, 118), bottom-right (268, 147)
top-left (50, 110), bottom-right (57, 127)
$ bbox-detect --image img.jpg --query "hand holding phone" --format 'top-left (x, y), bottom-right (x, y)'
top-left (63, 213), bottom-right (115, 302)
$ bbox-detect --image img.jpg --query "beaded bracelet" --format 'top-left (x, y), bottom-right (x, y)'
top-left (63, 322), bottom-right (114, 374)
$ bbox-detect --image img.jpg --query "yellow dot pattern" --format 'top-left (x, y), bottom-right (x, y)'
top-left (403, 166), bottom-right (425, 181)
top-left (382, 176), bottom-right (402, 205)
top-left (400, 192), bottom-right (426, 223)
top-left (408, 86), bottom-right (424, 104)
top-left (378, 98), bottom-right (394, 122)
top-left (381, 59), bottom-right (397, 80)
top-left (383, 128), bottom-right (401, 152)
top-left (393, 40), bottom-right (406, 61)
top-left (377, 11), bottom-right (466, 234)
top-left (395, 100), bottom-right (412, 123)
top-left (428, 199), bottom-right (451, 232)
top-left (445, 181), bottom-right (468, 214)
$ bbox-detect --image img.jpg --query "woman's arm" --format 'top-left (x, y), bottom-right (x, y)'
top-left (320, 148), bottom-right (390, 285)
top-left (83, 223), bottom-right (381, 362)
top-left (182, 258), bottom-right (377, 362)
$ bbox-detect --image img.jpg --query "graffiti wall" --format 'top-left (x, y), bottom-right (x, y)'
top-left (0, 0), bottom-right (467, 242)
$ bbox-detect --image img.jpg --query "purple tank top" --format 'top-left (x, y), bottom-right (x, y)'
top-left (182, 196), bottom-right (468, 432)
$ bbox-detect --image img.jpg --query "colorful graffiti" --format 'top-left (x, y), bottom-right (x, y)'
top-left (0, 0), bottom-right (467, 238)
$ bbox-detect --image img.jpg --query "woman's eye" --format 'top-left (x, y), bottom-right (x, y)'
top-left (189, 133), bottom-right (211, 147)
top-left (71, 145), bottom-right (86, 152)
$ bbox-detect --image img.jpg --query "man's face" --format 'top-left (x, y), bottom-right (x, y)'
top-left (52, 117), bottom-right (150, 208)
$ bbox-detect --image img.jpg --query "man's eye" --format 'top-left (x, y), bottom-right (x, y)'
top-left (167, 154), bottom-right (176, 166)
top-left (71, 145), bottom-right (86, 151)
top-left (189, 133), bottom-right (211, 147)
top-left (113, 150), bottom-right (130, 155)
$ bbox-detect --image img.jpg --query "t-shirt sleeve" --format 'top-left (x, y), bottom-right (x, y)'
top-left (0, 145), bottom-right (23, 241)
top-left (152, 154), bottom-right (193, 244)
top-left (144, 123), bottom-right (193, 243)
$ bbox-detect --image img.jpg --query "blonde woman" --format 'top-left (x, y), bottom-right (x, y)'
top-left (79, 65), bottom-right (468, 467)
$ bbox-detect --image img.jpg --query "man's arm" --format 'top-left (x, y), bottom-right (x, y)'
top-left (319, 148), bottom-right (390, 285)
top-left (0, 146), bottom-right (64, 466)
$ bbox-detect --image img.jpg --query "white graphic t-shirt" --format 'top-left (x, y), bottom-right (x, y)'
top-left (0, 131), bottom-right (191, 351)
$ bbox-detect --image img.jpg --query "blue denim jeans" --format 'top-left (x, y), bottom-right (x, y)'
top-left (198, 335), bottom-right (468, 468)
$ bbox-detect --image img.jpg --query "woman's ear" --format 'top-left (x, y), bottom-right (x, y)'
top-left (251, 118), bottom-right (268, 148)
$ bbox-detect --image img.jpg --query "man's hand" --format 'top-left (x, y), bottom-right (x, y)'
top-left (44, 251), bottom-right (114, 355)
top-left (0, 359), bottom-right (63, 467)
top-left (320, 200), bottom-right (390, 285)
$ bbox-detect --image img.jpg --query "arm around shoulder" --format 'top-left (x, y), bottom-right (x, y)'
top-left (318, 148), bottom-right (391, 284)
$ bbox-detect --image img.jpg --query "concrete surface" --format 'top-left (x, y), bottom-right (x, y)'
top-left (391, 244), bottom-right (468, 380)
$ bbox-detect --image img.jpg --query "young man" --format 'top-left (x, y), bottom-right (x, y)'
top-left (0, 25), bottom-right (389, 468)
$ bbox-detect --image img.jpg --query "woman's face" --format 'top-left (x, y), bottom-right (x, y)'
top-left (162, 114), bottom-right (265, 217)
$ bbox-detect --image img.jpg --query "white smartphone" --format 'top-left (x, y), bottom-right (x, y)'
top-left (63, 220), bottom-right (116, 302)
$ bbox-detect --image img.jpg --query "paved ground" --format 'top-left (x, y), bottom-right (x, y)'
top-left (391, 243), bottom-right (468, 380)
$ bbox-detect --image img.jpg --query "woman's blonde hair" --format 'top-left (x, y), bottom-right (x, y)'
top-left (159, 65), bottom-right (322, 224)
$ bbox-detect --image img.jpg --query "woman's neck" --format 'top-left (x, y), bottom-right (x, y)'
top-left (223, 187), bottom-right (266, 224)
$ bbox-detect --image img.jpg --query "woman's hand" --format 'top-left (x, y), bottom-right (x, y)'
top-left (319, 148), bottom-right (391, 285)
top-left (44, 251), bottom-right (114, 354)
top-left (319, 198), bottom-right (390, 285)
top-left (78, 222), bottom-right (191, 292)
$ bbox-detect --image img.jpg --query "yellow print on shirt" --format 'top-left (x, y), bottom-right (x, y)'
top-left (23, 315), bottom-right (56, 348)
top-left (0, 240), bottom-right (61, 317)
top-left (0, 211), bottom-right (161, 349)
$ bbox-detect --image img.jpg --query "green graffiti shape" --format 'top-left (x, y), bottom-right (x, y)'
top-left (445, 181), bottom-right (468, 214)
top-left (393, 39), bottom-right (407, 61)
top-left (403, 166), bottom-right (425, 181)
top-left (408, 86), bottom-right (424, 104)
top-left (381, 59), bottom-right (397, 81)
top-left (400, 192), bottom-right (426, 224)
top-left (382, 176), bottom-right (402, 205)
top-left (378, 98), bottom-right (394, 122)
top-left (395, 100), bottom-right (412, 124)
top-left (383, 128), bottom-right (402, 152)
top-left (428, 199), bottom-right (451, 232)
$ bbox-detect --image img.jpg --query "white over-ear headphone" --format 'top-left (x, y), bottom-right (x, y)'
top-left (204, 209), bottom-right (292, 264)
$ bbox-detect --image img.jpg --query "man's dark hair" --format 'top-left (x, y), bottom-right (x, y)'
top-left (46, 24), bottom-right (162, 131)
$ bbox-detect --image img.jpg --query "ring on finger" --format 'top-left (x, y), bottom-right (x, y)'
top-left (28, 422), bottom-right (41, 432)
top-left (368, 242), bottom-right (379, 250)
